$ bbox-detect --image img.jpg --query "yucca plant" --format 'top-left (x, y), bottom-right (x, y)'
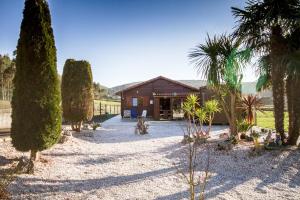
top-left (180, 94), bottom-right (210, 200)
top-left (240, 94), bottom-right (264, 125)
top-left (195, 108), bottom-right (207, 132)
top-left (204, 100), bottom-right (221, 134)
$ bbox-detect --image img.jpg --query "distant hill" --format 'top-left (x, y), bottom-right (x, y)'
top-left (108, 82), bottom-right (140, 96)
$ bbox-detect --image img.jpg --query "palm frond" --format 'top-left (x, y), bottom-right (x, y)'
top-left (256, 54), bottom-right (271, 92)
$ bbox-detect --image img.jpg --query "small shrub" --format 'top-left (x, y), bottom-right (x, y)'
top-left (181, 135), bottom-right (194, 144)
top-left (82, 124), bottom-right (89, 130)
top-left (91, 122), bottom-right (101, 131)
top-left (237, 119), bottom-right (253, 133)
top-left (217, 141), bottom-right (233, 151)
top-left (227, 135), bottom-right (238, 145)
top-left (251, 131), bottom-right (260, 148)
top-left (135, 117), bottom-right (149, 135)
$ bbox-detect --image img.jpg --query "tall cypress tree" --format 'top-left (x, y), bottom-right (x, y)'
top-left (61, 59), bottom-right (94, 132)
top-left (11, 0), bottom-right (61, 160)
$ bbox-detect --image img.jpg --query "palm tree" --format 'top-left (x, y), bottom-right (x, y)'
top-left (256, 54), bottom-right (271, 92)
top-left (204, 100), bottom-right (220, 134)
top-left (285, 27), bottom-right (300, 145)
top-left (189, 34), bottom-right (251, 136)
top-left (231, 0), bottom-right (300, 140)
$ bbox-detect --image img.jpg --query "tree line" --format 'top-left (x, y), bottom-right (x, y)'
top-left (0, 53), bottom-right (107, 102)
top-left (0, 53), bottom-right (16, 101)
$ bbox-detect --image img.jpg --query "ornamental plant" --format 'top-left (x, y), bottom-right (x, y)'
top-left (61, 59), bottom-right (94, 132)
top-left (11, 0), bottom-right (61, 161)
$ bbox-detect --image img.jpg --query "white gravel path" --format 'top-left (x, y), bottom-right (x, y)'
top-left (1, 115), bottom-right (300, 200)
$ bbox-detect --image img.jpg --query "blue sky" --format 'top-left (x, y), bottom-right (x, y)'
top-left (0, 0), bottom-right (257, 87)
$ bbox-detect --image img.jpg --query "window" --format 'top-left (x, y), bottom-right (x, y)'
top-left (132, 98), bottom-right (138, 107)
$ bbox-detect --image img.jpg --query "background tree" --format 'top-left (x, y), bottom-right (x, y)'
top-left (0, 54), bottom-right (15, 100)
top-left (11, 0), bottom-right (61, 161)
top-left (232, 0), bottom-right (300, 140)
top-left (93, 82), bottom-right (109, 99)
top-left (189, 34), bottom-right (251, 136)
top-left (61, 59), bottom-right (94, 132)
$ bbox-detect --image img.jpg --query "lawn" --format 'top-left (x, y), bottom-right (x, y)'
top-left (256, 111), bottom-right (289, 131)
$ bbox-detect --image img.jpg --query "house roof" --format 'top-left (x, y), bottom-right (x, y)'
top-left (115, 76), bottom-right (199, 95)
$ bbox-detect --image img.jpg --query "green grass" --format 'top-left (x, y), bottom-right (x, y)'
top-left (256, 111), bottom-right (289, 131)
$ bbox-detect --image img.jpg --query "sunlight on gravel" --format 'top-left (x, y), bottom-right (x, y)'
top-left (1, 115), bottom-right (300, 200)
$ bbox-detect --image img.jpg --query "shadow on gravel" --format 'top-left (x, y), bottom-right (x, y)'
top-left (155, 141), bottom-right (300, 200)
top-left (10, 167), bottom-right (176, 195)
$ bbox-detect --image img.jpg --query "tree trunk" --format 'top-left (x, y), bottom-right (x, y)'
top-left (208, 115), bottom-right (212, 134)
top-left (230, 92), bottom-right (237, 136)
top-left (30, 149), bottom-right (40, 161)
top-left (270, 26), bottom-right (287, 139)
top-left (71, 122), bottom-right (76, 131)
top-left (213, 87), bottom-right (234, 136)
top-left (77, 121), bottom-right (82, 132)
top-left (287, 76), bottom-right (300, 145)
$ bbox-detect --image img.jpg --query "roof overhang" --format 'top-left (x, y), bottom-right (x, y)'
top-left (115, 76), bottom-right (199, 96)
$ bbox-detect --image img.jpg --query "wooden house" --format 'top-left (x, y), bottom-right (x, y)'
top-left (116, 76), bottom-right (228, 124)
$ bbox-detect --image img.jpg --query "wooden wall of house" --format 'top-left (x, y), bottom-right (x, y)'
top-left (120, 78), bottom-right (199, 117)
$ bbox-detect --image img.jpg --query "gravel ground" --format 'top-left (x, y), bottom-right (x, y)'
top-left (1, 115), bottom-right (300, 200)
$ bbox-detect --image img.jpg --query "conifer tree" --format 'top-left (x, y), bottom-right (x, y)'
top-left (61, 59), bottom-right (93, 132)
top-left (11, 0), bottom-right (61, 161)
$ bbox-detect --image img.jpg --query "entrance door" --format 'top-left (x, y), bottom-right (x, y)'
top-left (154, 97), bottom-right (160, 120)
top-left (159, 98), bottom-right (171, 120)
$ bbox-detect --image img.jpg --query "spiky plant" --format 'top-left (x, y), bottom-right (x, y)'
top-left (204, 100), bottom-right (221, 134)
top-left (241, 94), bottom-right (264, 125)
top-left (195, 108), bottom-right (207, 132)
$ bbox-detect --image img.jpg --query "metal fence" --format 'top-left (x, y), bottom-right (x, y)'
top-left (93, 101), bottom-right (121, 116)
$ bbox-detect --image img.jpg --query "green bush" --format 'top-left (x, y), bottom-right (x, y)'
top-left (11, 0), bottom-right (61, 160)
top-left (61, 59), bottom-right (93, 131)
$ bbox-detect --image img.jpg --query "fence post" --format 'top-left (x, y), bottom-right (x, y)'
top-left (99, 102), bottom-right (101, 116)
top-left (105, 104), bottom-right (107, 114)
top-left (93, 100), bottom-right (94, 117)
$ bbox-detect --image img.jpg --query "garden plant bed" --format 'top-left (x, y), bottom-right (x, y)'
top-left (0, 116), bottom-right (299, 200)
